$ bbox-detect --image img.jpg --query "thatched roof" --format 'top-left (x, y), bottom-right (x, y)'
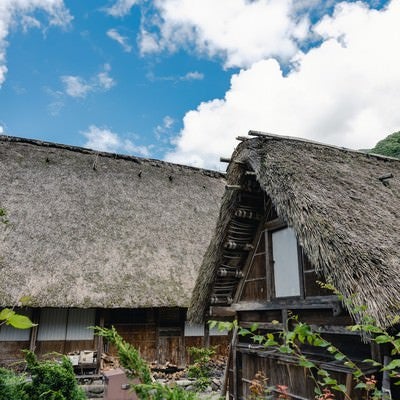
top-left (0, 136), bottom-right (225, 309)
top-left (189, 132), bottom-right (400, 327)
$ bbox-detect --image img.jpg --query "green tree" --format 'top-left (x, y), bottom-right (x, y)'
top-left (370, 131), bottom-right (400, 158)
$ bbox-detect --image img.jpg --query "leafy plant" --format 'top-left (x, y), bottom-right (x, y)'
top-left (187, 346), bottom-right (216, 391)
top-left (0, 367), bottom-right (28, 400)
top-left (23, 351), bottom-right (87, 400)
top-left (0, 307), bottom-right (36, 329)
top-left (94, 326), bottom-right (200, 400)
top-left (211, 285), bottom-right (400, 400)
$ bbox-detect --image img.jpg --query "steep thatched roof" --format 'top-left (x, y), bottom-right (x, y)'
top-left (189, 132), bottom-right (400, 327)
top-left (0, 136), bottom-right (225, 309)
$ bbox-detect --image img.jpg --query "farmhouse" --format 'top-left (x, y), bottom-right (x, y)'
top-left (0, 135), bottom-right (226, 367)
top-left (189, 131), bottom-right (400, 399)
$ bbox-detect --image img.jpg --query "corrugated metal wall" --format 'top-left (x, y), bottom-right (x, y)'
top-left (184, 322), bottom-right (204, 337)
top-left (37, 308), bottom-right (95, 341)
top-left (66, 309), bottom-right (95, 340)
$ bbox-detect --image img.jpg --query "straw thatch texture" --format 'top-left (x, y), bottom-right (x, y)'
top-left (189, 134), bottom-right (400, 327)
top-left (0, 136), bottom-right (225, 308)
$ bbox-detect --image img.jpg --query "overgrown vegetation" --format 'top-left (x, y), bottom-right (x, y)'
top-left (24, 351), bottom-right (87, 400)
top-left (94, 326), bottom-right (199, 400)
top-left (0, 352), bottom-right (86, 400)
top-left (0, 367), bottom-right (28, 400)
top-left (211, 283), bottom-right (400, 399)
top-left (187, 346), bottom-right (216, 391)
top-left (370, 131), bottom-right (400, 158)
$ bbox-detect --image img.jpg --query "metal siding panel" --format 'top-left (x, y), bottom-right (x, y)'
top-left (184, 322), bottom-right (204, 337)
top-left (66, 309), bottom-right (95, 340)
top-left (37, 308), bottom-right (68, 341)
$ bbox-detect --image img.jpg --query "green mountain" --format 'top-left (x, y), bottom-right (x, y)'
top-left (370, 131), bottom-right (400, 159)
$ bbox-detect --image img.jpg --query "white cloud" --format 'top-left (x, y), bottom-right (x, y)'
top-left (138, 0), bottom-right (310, 68)
top-left (139, 29), bottom-right (161, 54)
top-left (0, 124), bottom-right (4, 134)
top-left (61, 64), bottom-right (116, 98)
top-left (0, 0), bottom-right (72, 86)
top-left (107, 28), bottom-right (132, 52)
top-left (165, 0), bottom-right (400, 170)
top-left (181, 71), bottom-right (204, 81)
top-left (61, 76), bottom-right (91, 98)
top-left (155, 115), bottom-right (175, 140)
top-left (82, 125), bottom-right (152, 157)
top-left (104, 0), bottom-right (138, 17)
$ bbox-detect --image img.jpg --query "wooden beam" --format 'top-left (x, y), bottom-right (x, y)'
top-left (209, 306), bottom-right (236, 318)
top-left (225, 185), bottom-right (241, 190)
top-left (220, 157), bottom-right (231, 163)
top-left (232, 296), bottom-right (341, 312)
top-left (236, 136), bottom-right (250, 141)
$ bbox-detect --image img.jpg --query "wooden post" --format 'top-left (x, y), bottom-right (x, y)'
top-left (180, 309), bottom-right (185, 367)
top-left (96, 309), bottom-right (104, 372)
top-left (29, 309), bottom-right (39, 352)
top-left (221, 326), bottom-right (238, 398)
top-left (203, 322), bottom-right (210, 348)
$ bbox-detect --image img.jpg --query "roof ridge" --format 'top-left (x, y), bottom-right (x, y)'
top-left (248, 130), bottom-right (400, 162)
top-left (0, 135), bottom-right (224, 178)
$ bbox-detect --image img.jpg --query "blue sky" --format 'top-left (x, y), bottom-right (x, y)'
top-left (0, 0), bottom-right (397, 169)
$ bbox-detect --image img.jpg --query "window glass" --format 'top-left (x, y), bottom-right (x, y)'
top-left (272, 227), bottom-right (300, 297)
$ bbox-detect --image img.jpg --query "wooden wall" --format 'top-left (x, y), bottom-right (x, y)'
top-left (0, 307), bottom-right (228, 368)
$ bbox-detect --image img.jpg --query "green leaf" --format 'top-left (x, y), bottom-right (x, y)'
top-left (299, 359), bottom-right (316, 368)
top-left (363, 359), bottom-right (382, 367)
top-left (327, 346), bottom-right (337, 354)
top-left (382, 359), bottom-right (400, 371)
top-left (279, 345), bottom-right (293, 354)
top-left (323, 377), bottom-right (337, 385)
top-left (332, 384), bottom-right (346, 393)
top-left (250, 323), bottom-right (259, 332)
top-left (317, 369), bottom-right (330, 377)
top-left (208, 320), bottom-right (217, 329)
top-left (354, 382), bottom-right (367, 389)
top-left (313, 338), bottom-right (329, 347)
top-left (374, 334), bottom-right (393, 344)
top-left (7, 314), bottom-right (36, 329)
top-left (0, 308), bottom-right (15, 321)
top-left (238, 328), bottom-right (251, 336)
top-left (334, 353), bottom-right (345, 361)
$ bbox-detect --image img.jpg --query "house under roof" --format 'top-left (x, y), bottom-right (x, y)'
top-left (189, 131), bottom-right (400, 328)
top-left (0, 135), bottom-right (226, 309)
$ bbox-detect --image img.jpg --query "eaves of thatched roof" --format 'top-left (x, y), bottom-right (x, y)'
top-left (188, 132), bottom-right (400, 327)
top-left (0, 136), bottom-right (225, 309)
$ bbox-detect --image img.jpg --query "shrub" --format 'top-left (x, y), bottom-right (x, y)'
top-left (0, 367), bottom-right (28, 400)
top-left (187, 346), bottom-right (216, 391)
top-left (24, 351), bottom-right (86, 400)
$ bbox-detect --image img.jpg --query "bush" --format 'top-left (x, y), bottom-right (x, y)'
top-left (24, 351), bottom-right (86, 400)
top-left (0, 367), bottom-right (28, 400)
top-left (187, 346), bottom-right (216, 391)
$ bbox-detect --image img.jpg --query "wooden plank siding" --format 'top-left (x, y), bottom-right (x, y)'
top-left (0, 307), bottom-right (228, 367)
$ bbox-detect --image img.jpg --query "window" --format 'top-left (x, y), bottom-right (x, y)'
top-left (272, 227), bottom-right (301, 298)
